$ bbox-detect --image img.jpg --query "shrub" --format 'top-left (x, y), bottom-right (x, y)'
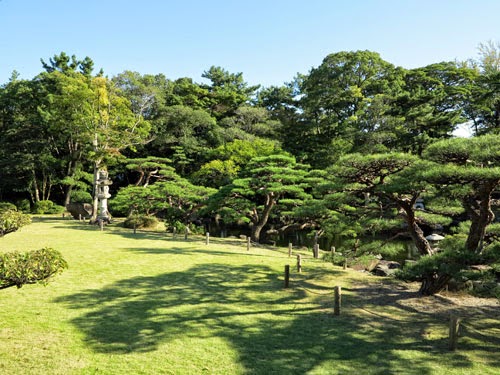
top-left (15, 199), bottom-right (31, 213)
top-left (323, 252), bottom-right (347, 267)
top-left (70, 190), bottom-right (92, 204)
top-left (0, 202), bottom-right (17, 212)
top-left (124, 214), bottom-right (159, 229)
top-left (0, 248), bottom-right (67, 289)
top-left (0, 210), bottom-right (31, 237)
top-left (32, 200), bottom-right (65, 214)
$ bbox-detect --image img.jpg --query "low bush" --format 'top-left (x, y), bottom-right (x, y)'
top-left (0, 202), bottom-right (17, 212)
top-left (0, 248), bottom-right (68, 289)
top-left (124, 214), bottom-right (159, 229)
top-left (0, 209), bottom-right (31, 237)
top-left (15, 199), bottom-right (31, 213)
top-left (32, 200), bottom-right (65, 214)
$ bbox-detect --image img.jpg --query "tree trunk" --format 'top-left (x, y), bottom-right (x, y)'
top-left (464, 183), bottom-right (496, 253)
top-left (250, 193), bottom-right (276, 243)
top-left (398, 197), bottom-right (434, 256)
top-left (419, 273), bottom-right (452, 296)
top-left (63, 185), bottom-right (72, 208)
top-left (31, 169), bottom-right (40, 202)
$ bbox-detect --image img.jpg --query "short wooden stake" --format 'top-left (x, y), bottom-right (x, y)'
top-left (297, 254), bottom-right (302, 273)
top-left (247, 237), bottom-right (251, 251)
top-left (331, 246), bottom-right (335, 255)
top-left (133, 223), bottom-right (137, 234)
top-left (343, 260), bottom-right (347, 270)
top-left (173, 227), bottom-right (177, 239)
top-left (79, 213), bottom-right (82, 221)
top-left (288, 243), bottom-right (292, 257)
top-left (184, 227), bottom-right (189, 240)
top-left (206, 232), bottom-right (210, 245)
top-left (449, 315), bottom-right (460, 351)
top-left (284, 265), bottom-right (290, 288)
top-left (334, 286), bottom-right (341, 315)
top-left (313, 244), bottom-right (319, 259)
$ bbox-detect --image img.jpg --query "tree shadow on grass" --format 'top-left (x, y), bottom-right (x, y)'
top-left (52, 262), bottom-right (486, 374)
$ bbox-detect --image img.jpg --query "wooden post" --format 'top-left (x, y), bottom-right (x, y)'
top-left (331, 246), bottom-right (335, 256)
top-left (79, 213), bottom-right (82, 221)
top-left (133, 223), bottom-right (137, 234)
top-left (284, 265), bottom-right (290, 288)
top-left (173, 227), bottom-right (177, 239)
top-left (313, 244), bottom-right (319, 259)
top-left (99, 219), bottom-right (104, 231)
top-left (297, 254), bottom-right (302, 273)
top-left (343, 260), bottom-right (347, 270)
top-left (247, 237), bottom-right (251, 251)
top-left (206, 232), bottom-right (210, 245)
top-left (288, 243), bottom-right (292, 257)
top-left (449, 315), bottom-right (460, 351)
top-left (334, 286), bottom-right (341, 315)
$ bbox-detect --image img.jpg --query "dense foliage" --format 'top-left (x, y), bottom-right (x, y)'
top-left (1, 47), bottom-right (499, 295)
top-left (0, 248), bottom-right (67, 289)
top-left (0, 209), bottom-right (31, 237)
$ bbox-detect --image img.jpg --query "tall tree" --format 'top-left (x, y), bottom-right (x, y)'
top-left (36, 57), bottom-right (151, 218)
top-left (201, 66), bottom-right (260, 119)
top-left (298, 50), bottom-right (400, 167)
top-left (0, 76), bottom-right (57, 203)
top-left (151, 105), bottom-right (218, 175)
top-left (389, 62), bottom-right (476, 154)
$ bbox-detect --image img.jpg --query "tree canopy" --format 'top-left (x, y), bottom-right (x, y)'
top-left (1, 47), bottom-right (499, 296)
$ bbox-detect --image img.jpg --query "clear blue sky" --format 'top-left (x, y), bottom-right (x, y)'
top-left (1, 0), bottom-right (499, 87)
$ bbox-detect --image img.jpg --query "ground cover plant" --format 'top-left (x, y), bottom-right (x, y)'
top-left (0, 217), bottom-right (498, 374)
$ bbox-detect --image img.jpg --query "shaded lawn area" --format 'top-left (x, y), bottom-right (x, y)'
top-left (0, 217), bottom-right (498, 374)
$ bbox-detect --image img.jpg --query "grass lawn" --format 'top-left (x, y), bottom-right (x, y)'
top-left (0, 216), bottom-right (498, 374)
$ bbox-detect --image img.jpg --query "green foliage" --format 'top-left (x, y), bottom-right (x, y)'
top-left (15, 199), bottom-right (31, 213)
top-left (397, 248), bottom-right (479, 283)
top-left (123, 214), bottom-right (159, 229)
top-left (0, 209), bottom-right (31, 236)
top-left (69, 189), bottom-right (92, 203)
top-left (0, 247), bottom-right (67, 289)
top-left (191, 159), bottom-right (239, 188)
top-left (298, 50), bottom-right (400, 167)
top-left (111, 185), bottom-right (166, 216)
top-left (323, 252), bottom-right (347, 267)
top-left (0, 202), bottom-right (17, 212)
top-left (201, 66), bottom-right (260, 119)
top-left (32, 200), bottom-right (65, 214)
top-left (207, 154), bottom-right (312, 242)
top-left (358, 240), bottom-right (408, 260)
top-left (415, 211), bottom-right (454, 227)
top-left (112, 169), bottom-right (215, 227)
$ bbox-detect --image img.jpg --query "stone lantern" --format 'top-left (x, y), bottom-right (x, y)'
top-left (96, 169), bottom-right (112, 223)
top-left (426, 233), bottom-right (444, 251)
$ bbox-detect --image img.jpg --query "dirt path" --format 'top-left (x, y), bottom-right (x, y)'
top-left (350, 280), bottom-right (499, 320)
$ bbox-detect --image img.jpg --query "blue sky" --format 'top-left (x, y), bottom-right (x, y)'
top-left (1, 0), bottom-right (499, 87)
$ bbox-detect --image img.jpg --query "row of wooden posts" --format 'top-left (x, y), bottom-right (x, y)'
top-left (130, 228), bottom-right (463, 352)
top-left (283, 263), bottom-right (342, 315)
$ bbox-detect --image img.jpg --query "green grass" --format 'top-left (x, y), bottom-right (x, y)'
top-left (0, 216), bottom-right (498, 374)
